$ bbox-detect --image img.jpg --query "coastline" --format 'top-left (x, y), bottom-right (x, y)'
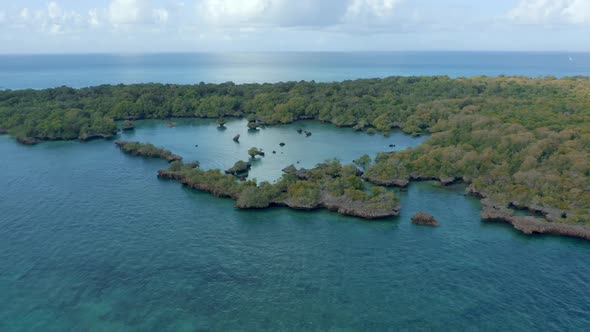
top-left (157, 163), bottom-right (401, 220)
top-left (365, 171), bottom-right (590, 240)
top-left (2, 76), bottom-right (588, 238)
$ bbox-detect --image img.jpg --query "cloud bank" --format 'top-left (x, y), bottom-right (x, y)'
top-left (2, 0), bottom-right (406, 32)
top-left (0, 0), bottom-right (588, 53)
top-left (508, 0), bottom-right (590, 25)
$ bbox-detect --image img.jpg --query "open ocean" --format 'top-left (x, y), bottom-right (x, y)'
top-left (0, 52), bottom-right (589, 89)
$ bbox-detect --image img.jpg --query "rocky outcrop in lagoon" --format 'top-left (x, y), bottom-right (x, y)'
top-left (282, 165), bottom-right (298, 174)
top-left (16, 137), bottom-right (40, 145)
top-left (225, 161), bottom-right (252, 176)
top-left (411, 212), bottom-right (440, 226)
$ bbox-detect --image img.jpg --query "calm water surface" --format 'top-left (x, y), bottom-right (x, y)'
top-left (1, 121), bottom-right (589, 331)
top-left (1, 52), bottom-right (589, 89)
top-left (124, 119), bottom-right (427, 182)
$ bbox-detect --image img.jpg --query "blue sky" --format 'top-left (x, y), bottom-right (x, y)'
top-left (0, 0), bottom-right (589, 53)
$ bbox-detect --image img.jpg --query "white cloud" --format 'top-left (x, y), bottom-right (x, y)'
top-left (48, 2), bottom-right (62, 20)
top-left (345, 0), bottom-right (402, 19)
top-left (198, 0), bottom-right (268, 25)
top-left (20, 8), bottom-right (31, 21)
top-left (153, 8), bottom-right (169, 24)
top-left (109, 0), bottom-right (171, 26)
top-left (46, 2), bottom-right (64, 33)
top-left (5, 2), bottom-right (87, 34)
top-left (5, 0), bottom-right (407, 36)
top-left (508, 0), bottom-right (590, 25)
top-left (109, 0), bottom-right (148, 25)
top-left (41, 2), bottom-right (85, 34)
top-left (88, 9), bottom-right (100, 27)
top-left (197, 0), bottom-right (402, 28)
top-left (561, 0), bottom-right (590, 25)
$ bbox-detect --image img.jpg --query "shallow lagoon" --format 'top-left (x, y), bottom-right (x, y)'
top-left (1, 121), bottom-right (589, 331)
top-left (123, 118), bottom-right (427, 182)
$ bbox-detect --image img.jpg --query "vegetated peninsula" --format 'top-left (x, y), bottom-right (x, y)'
top-left (161, 161), bottom-right (400, 219)
top-left (113, 141), bottom-right (400, 219)
top-left (1, 76), bottom-right (589, 238)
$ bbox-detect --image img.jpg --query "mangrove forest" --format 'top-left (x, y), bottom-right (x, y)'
top-left (1, 75), bottom-right (589, 236)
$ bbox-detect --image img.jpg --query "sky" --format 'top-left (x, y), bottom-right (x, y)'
top-left (0, 0), bottom-right (589, 53)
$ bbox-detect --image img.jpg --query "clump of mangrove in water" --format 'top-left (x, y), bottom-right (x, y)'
top-left (248, 147), bottom-right (265, 159)
top-left (115, 141), bottom-right (182, 162)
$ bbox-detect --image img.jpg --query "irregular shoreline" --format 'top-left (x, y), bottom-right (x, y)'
top-left (364, 173), bottom-right (590, 240)
top-left (480, 198), bottom-right (590, 240)
top-left (2, 76), bottom-right (589, 236)
top-left (470, 186), bottom-right (590, 240)
top-left (157, 163), bottom-right (400, 220)
top-left (363, 173), bottom-right (461, 188)
top-left (117, 138), bottom-right (589, 239)
top-left (14, 132), bottom-right (117, 145)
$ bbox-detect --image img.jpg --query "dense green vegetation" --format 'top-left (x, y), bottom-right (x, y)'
top-left (115, 141), bottom-right (182, 162)
top-left (1, 76), bottom-right (589, 224)
top-left (1, 76), bottom-right (583, 140)
top-left (354, 154), bottom-right (372, 169)
top-left (122, 120), bottom-right (135, 130)
top-left (159, 160), bottom-right (400, 218)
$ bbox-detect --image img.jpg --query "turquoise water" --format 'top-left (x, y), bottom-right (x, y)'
top-left (1, 52), bottom-right (589, 89)
top-left (123, 119), bottom-right (427, 182)
top-left (1, 121), bottom-right (589, 331)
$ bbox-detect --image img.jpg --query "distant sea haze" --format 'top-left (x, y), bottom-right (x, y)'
top-left (0, 52), bottom-right (588, 90)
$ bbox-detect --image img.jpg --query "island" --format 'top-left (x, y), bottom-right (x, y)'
top-left (411, 212), bottom-right (440, 226)
top-left (247, 147), bottom-right (265, 159)
top-left (1, 76), bottom-right (589, 239)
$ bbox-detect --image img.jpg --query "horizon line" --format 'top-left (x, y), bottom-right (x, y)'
top-left (1, 50), bottom-right (589, 56)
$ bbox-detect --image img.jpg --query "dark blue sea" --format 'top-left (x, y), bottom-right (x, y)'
top-left (0, 52), bottom-right (589, 89)
top-left (1, 53), bottom-right (589, 331)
